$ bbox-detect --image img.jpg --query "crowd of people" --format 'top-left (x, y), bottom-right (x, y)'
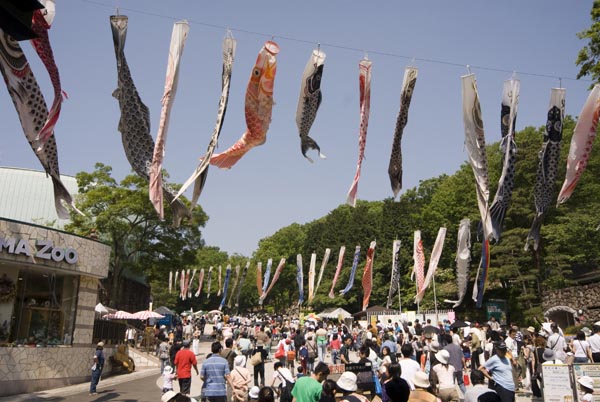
top-left (144, 313), bottom-right (599, 402)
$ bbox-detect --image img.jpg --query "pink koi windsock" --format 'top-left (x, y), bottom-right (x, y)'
top-left (411, 231), bottom-right (425, 302)
top-left (256, 262), bottom-right (263, 298)
top-left (149, 20), bottom-right (189, 219)
top-left (194, 269), bottom-right (205, 298)
top-left (329, 246), bottom-right (346, 298)
top-left (415, 227), bottom-right (446, 304)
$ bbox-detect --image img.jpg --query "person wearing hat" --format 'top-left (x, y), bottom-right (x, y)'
top-left (250, 340), bottom-right (268, 387)
top-left (89, 341), bottom-right (105, 395)
top-left (431, 350), bottom-right (458, 402)
top-left (162, 365), bottom-right (176, 394)
top-left (336, 371), bottom-right (369, 402)
top-left (589, 323), bottom-right (600, 363)
top-left (578, 375), bottom-right (595, 402)
top-left (479, 342), bottom-right (515, 402)
top-left (161, 390), bottom-right (198, 402)
top-left (174, 339), bottom-right (199, 396)
top-left (230, 355), bottom-right (251, 402)
top-left (248, 386), bottom-right (260, 402)
top-left (410, 371), bottom-right (437, 402)
top-left (541, 348), bottom-right (563, 365)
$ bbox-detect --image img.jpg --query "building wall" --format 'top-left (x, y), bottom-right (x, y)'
top-left (73, 276), bottom-right (100, 345)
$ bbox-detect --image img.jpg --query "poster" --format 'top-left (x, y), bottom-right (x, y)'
top-left (572, 364), bottom-right (600, 402)
top-left (485, 299), bottom-right (507, 325)
top-left (543, 364), bottom-right (575, 402)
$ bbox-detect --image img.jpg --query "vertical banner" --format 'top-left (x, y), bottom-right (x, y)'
top-left (297, 254), bottom-right (304, 306)
top-left (386, 240), bottom-right (402, 309)
top-left (340, 246), bottom-right (361, 295)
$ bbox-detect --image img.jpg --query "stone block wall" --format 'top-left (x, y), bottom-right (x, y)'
top-left (73, 276), bottom-right (99, 345)
top-left (542, 283), bottom-right (600, 323)
top-left (0, 346), bottom-right (114, 396)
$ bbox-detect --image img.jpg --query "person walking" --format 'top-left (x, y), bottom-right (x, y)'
top-left (251, 341), bottom-right (268, 387)
top-left (230, 356), bottom-right (251, 402)
top-left (291, 361), bottom-right (330, 402)
top-left (589, 323), bottom-right (600, 363)
top-left (336, 371), bottom-right (369, 402)
top-left (201, 341), bottom-right (233, 402)
top-left (479, 342), bottom-right (515, 402)
top-left (174, 340), bottom-right (199, 396)
top-left (158, 338), bottom-right (171, 373)
top-left (431, 350), bottom-right (458, 402)
top-left (571, 330), bottom-right (593, 363)
top-left (443, 334), bottom-right (466, 395)
top-left (89, 341), bottom-right (105, 395)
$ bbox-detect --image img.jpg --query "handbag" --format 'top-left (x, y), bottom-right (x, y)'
top-left (275, 343), bottom-right (285, 359)
top-left (250, 351), bottom-right (263, 366)
top-left (373, 373), bottom-right (383, 396)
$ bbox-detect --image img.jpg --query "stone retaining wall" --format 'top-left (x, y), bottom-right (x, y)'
top-left (542, 283), bottom-right (600, 323)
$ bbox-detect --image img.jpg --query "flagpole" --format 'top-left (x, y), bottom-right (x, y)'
top-left (432, 273), bottom-right (439, 324)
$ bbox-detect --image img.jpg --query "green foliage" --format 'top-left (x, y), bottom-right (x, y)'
top-left (577, 1), bottom-right (600, 86)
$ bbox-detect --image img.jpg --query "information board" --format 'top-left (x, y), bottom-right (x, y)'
top-left (572, 363), bottom-right (600, 402)
top-left (543, 364), bottom-right (575, 402)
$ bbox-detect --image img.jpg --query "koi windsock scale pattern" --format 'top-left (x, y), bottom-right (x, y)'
top-left (388, 67), bottom-right (418, 199)
top-left (386, 240), bottom-right (402, 309)
top-left (210, 41), bottom-right (279, 169)
top-left (256, 262), bottom-right (263, 298)
top-left (308, 253), bottom-right (317, 302)
top-left (415, 228), bottom-right (446, 304)
top-left (0, 30), bottom-right (79, 219)
top-left (260, 258), bottom-right (286, 305)
top-left (218, 265), bottom-right (232, 311)
top-left (462, 74), bottom-right (493, 241)
top-left (340, 246), bottom-right (361, 295)
top-left (525, 88), bottom-right (565, 251)
top-left (346, 58), bottom-right (372, 207)
top-left (315, 248), bottom-right (331, 296)
top-left (169, 271), bottom-right (173, 294)
top-left (149, 21), bottom-right (189, 219)
top-left (444, 219), bottom-right (471, 308)
top-left (361, 241), bottom-right (377, 311)
top-left (297, 255), bottom-right (304, 306)
top-left (217, 265), bottom-right (223, 296)
top-left (194, 269), bottom-right (205, 298)
top-left (557, 84), bottom-right (600, 205)
top-left (175, 32), bottom-right (236, 204)
top-left (328, 246), bottom-right (346, 298)
top-left (188, 269), bottom-right (196, 299)
top-left (411, 231), bottom-right (425, 298)
top-left (235, 262), bottom-right (250, 308)
top-left (489, 78), bottom-right (520, 242)
top-left (30, 1), bottom-right (67, 149)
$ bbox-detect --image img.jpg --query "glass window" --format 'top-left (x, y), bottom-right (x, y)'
top-left (8, 269), bottom-right (79, 346)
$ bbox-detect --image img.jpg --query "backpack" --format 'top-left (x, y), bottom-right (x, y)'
top-left (478, 391), bottom-right (501, 402)
top-left (278, 371), bottom-right (295, 402)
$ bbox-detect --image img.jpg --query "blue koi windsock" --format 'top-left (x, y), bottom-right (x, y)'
top-left (218, 265), bottom-right (232, 310)
top-left (340, 245), bottom-right (361, 295)
top-left (262, 258), bottom-right (272, 295)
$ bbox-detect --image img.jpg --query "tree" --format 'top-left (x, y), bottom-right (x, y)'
top-left (577, 1), bottom-right (600, 85)
top-left (65, 163), bottom-right (208, 308)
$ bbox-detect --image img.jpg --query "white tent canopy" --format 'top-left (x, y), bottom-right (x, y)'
top-left (318, 307), bottom-right (352, 320)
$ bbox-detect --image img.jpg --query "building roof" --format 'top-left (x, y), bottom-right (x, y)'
top-left (0, 166), bottom-right (78, 229)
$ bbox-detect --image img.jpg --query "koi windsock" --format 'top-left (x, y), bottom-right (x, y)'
top-left (30, 1), bottom-right (67, 149)
top-left (411, 231), bottom-right (425, 298)
top-left (340, 246), bottom-right (361, 296)
top-left (218, 265), bottom-right (232, 311)
top-left (179, 269), bottom-right (185, 299)
top-left (206, 266), bottom-right (213, 299)
top-left (315, 248), bottom-right (331, 296)
top-left (525, 88), bottom-right (566, 251)
top-left (415, 227), bottom-right (446, 304)
top-left (472, 239), bottom-right (490, 308)
top-left (444, 219), bottom-right (471, 308)
top-left (149, 20), bottom-right (189, 219)
top-left (557, 84), bottom-right (600, 205)
top-left (361, 241), bottom-right (377, 311)
top-left (260, 258), bottom-right (286, 305)
top-left (328, 246), bottom-right (346, 298)
top-left (308, 253), bottom-right (317, 302)
top-left (256, 262), bottom-right (263, 298)
top-left (194, 268), bottom-right (205, 298)
top-left (262, 259), bottom-right (272, 296)
top-left (188, 269), bottom-right (196, 299)
top-left (388, 67), bottom-right (418, 199)
top-left (175, 32), bottom-right (236, 204)
top-left (184, 269), bottom-right (191, 300)
top-left (169, 271), bottom-right (173, 294)
top-left (489, 78), bottom-right (520, 242)
top-left (235, 262), bottom-right (250, 308)
top-left (346, 58), bottom-right (372, 207)
top-left (462, 74), bottom-right (493, 241)
top-left (217, 265), bottom-right (223, 296)
top-left (228, 265), bottom-right (240, 308)
top-left (297, 255), bottom-right (304, 306)
top-left (386, 240), bottom-right (402, 309)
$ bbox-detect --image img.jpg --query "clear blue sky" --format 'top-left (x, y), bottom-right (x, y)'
top-left (0, 0), bottom-right (594, 256)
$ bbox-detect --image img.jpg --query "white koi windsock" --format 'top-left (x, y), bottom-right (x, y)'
top-left (315, 248), bottom-right (331, 295)
top-left (415, 227), bottom-right (446, 304)
top-left (308, 253), bottom-right (317, 302)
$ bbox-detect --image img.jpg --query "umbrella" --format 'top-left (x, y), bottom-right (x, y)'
top-left (132, 310), bottom-right (165, 320)
top-left (422, 324), bottom-right (441, 334)
top-left (305, 313), bottom-right (321, 321)
top-left (104, 310), bottom-right (136, 320)
top-left (450, 319), bottom-right (469, 329)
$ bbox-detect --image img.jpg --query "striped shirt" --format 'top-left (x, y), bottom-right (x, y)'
top-left (201, 355), bottom-right (230, 396)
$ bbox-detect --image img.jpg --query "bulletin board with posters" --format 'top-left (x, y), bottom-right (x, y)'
top-left (572, 364), bottom-right (600, 402)
top-left (542, 364), bottom-right (576, 402)
top-left (485, 299), bottom-right (507, 326)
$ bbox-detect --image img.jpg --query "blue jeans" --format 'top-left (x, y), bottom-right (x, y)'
top-left (318, 343), bottom-right (327, 363)
top-left (90, 369), bottom-right (102, 393)
top-left (331, 349), bottom-right (339, 364)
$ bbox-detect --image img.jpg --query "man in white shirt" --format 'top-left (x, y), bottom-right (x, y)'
top-left (589, 323), bottom-right (600, 363)
top-left (398, 343), bottom-right (421, 390)
top-left (504, 329), bottom-right (518, 365)
top-left (547, 324), bottom-right (567, 362)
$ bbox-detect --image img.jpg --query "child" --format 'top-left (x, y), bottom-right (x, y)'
top-left (299, 341), bottom-right (309, 374)
top-left (578, 376), bottom-right (595, 402)
top-left (296, 365), bottom-right (305, 378)
top-left (249, 386), bottom-right (260, 402)
top-left (162, 365), bottom-right (176, 394)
